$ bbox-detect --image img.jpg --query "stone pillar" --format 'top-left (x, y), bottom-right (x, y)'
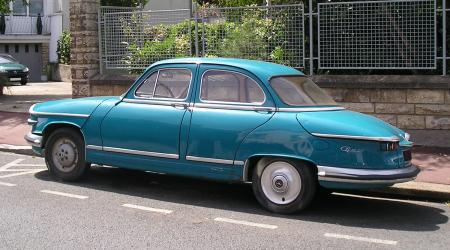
top-left (69, 0), bottom-right (100, 98)
top-left (41, 42), bottom-right (49, 81)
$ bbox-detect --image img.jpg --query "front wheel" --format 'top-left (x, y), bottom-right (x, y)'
top-left (44, 128), bottom-right (90, 181)
top-left (20, 78), bottom-right (27, 85)
top-left (252, 158), bottom-right (316, 214)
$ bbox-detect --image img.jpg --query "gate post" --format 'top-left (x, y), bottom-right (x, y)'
top-left (70, 0), bottom-right (100, 98)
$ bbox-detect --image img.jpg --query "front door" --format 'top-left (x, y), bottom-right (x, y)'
top-left (101, 65), bottom-right (196, 161)
top-left (186, 65), bottom-right (275, 168)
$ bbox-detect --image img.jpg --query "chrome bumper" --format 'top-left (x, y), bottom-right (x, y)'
top-left (317, 165), bottom-right (420, 184)
top-left (24, 132), bottom-right (42, 147)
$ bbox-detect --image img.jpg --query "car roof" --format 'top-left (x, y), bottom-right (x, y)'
top-left (150, 58), bottom-right (304, 81)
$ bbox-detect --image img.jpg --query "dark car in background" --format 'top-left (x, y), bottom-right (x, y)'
top-left (0, 54), bottom-right (29, 85)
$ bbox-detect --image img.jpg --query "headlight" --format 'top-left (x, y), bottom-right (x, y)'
top-left (404, 132), bottom-right (410, 141)
top-left (23, 67), bottom-right (29, 72)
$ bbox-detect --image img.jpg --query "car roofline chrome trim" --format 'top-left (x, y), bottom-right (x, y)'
top-left (311, 133), bottom-right (400, 142)
top-left (133, 67), bottom-right (193, 101)
top-left (186, 155), bottom-right (238, 165)
top-left (277, 106), bottom-right (346, 112)
top-left (199, 69), bottom-right (267, 105)
top-left (102, 146), bottom-right (179, 159)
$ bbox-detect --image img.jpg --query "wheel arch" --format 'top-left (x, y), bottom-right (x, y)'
top-left (41, 122), bottom-right (85, 149)
top-left (242, 154), bottom-right (318, 182)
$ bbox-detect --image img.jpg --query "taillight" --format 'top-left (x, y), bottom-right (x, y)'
top-left (380, 142), bottom-right (399, 151)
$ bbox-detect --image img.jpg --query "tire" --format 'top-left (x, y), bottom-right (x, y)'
top-left (252, 157), bottom-right (316, 214)
top-left (44, 127), bottom-right (90, 181)
top-left (20, 79), bottom-right (27, 85)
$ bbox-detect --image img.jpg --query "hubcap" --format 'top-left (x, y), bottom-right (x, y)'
top-left (261, 161), bottom-right (302, 205)
top-left (52, 138), bottom-right (78, 173)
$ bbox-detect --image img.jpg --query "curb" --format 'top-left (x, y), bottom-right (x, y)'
top-left (342, 182), bottom-right (450, 202)
top-left (1, 144), bottom-right (449, 202)
top-left (0, 144), bottom-right (35, 156)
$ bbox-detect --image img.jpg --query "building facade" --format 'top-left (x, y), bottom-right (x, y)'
top-left (0, 0), bottom-right (67, 81)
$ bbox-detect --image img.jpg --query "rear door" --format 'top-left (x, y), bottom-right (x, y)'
top-left (186, 64), bottom-right (275, 166)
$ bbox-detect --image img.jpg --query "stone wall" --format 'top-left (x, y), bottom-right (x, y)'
top-left (314, 75), bottom-right (450, 147)
top-left (69, 0), bottom-right (100, 98)
top-left (41, 42), bottom-right (49, 81)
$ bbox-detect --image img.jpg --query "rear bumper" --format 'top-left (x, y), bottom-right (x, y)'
top-left (24, 132), bottom-right (42, 148)
top-left (317, 165), bottom-right (419, 185)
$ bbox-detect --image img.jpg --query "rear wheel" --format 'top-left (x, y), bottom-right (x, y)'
top-left (252, 158), bottom-right (316, 214)
top-left (44, 128), bottom-right (90, 181)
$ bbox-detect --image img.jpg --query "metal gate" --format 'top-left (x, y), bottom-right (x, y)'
top-left (99, 4), bottom-right (305, 71)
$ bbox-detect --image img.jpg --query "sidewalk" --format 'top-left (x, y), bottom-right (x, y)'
top-left (1, 82), bottom-right (450, 201)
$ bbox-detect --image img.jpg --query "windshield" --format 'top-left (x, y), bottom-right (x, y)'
top-left (270, 76), bottom-right (337, 107)
top-left (0, 56), bottom-right (17, 64)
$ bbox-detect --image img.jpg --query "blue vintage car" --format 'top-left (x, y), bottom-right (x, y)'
top-left (25, 58), bottom-right (419, 213)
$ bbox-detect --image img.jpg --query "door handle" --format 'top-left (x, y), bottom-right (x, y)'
top-left (252, 107), bottom-right (274, 112)
top-left (171, 103), bottom-right (188, 109)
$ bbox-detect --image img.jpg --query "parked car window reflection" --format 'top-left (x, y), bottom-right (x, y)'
top-left (201, 70), bottom-right (265, 104)
top-left (135, 69), bottom-right (191, 100)
top-left (270, 76), bottom-right (337, 106)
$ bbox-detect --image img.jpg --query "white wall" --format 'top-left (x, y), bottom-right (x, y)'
top-left (144, 0), bottom-right (191, 11)
top-left (49, 13), bottom-right (62, 63)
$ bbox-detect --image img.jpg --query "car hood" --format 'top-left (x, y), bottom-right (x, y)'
top-left (0, 63), bottom-right (26, 70)
top-left (296, 110), bottom-right (406, 141)
top-left (31, 96), bottom-right (120, 116)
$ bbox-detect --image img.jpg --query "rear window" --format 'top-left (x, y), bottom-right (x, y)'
top-left (270, 76), bottom-right (337, 106)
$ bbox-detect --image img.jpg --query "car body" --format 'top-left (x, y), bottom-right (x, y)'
top-left (25, 58), bottom-right (419, 213)
top-left (0, 54), bottom-right (29, 85)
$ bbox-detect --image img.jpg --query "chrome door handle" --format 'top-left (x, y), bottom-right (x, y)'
top-left (171, 103), bottom-right (188, 109)
top-left (252, 107), bottom-right (274, 112)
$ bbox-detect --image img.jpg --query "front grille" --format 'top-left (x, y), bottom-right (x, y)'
top-left (403, 150), bottom-right (412, 162)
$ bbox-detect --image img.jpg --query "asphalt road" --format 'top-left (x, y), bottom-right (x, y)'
top-left (0, 151), bottom-right (449, 250)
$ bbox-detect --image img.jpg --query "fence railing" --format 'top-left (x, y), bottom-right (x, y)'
top-left (99, 0), bottom-right (448, 76)
top-left (4, 15), bottom-right (50, 35)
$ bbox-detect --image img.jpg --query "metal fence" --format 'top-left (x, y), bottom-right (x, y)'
top-left (196, 4), bottom-right (305, 68)
top-left (318, 0), bottom-right (436, 69)
top-left (99, 1), bottom-right (448, 75)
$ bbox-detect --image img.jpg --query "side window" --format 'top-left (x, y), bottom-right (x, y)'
top-left (135, 69), bottom-right (191, 100)
top-left (200, 70), bottom-right (265, 104)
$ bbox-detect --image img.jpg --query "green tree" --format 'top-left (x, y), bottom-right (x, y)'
top-left (0, 0), bottom-right (28, 13)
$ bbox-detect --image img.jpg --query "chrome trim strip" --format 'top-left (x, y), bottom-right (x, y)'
top-left (186, 155), bottom-right (234, 165)
top-left (278, 106), bottom-right (346, 112)
top-left (103, 146), bottom-right (179, 159)
top-left (318, 176), bottom-right (415, 184)
top-left (27, 118), bottom-right (38, 125)
top-left (86, 145), bottom-right (103, 150)
top-left (29, 110), bottom-right (90, 118)
top-left (28, 104), bottom-right (36, 113)
top-left (312, 133), bottom-right (400, 142)
top-left (123, 98), bottom-right (188, 108)
top-left (24, 132), bottom-right (42, 147)
top-left (194, 103), bottom-right (276, 112)
top-left (234, 160), bottom-right (245, 165)
top-left (199, 69), bottom-right (266, 105)
top-left (317, 165), bottom-right (419, 184)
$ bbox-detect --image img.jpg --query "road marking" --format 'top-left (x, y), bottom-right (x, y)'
top-left (122, 204), bottom-right (173, 214)
top-left (0, 181), bottom-right (17, 187)
top-left (0, 170), bottom-right (43, 179)
top-left (1, 168), bottom-right (46, 172)
top-left (324, 233), bottom-right (397, 246)
top-left (40, 190), bottom-right (89, 199)
top-left (0, 159), bottom-right (24, 171)
top-left (214, 217), bottom-right (278, 229)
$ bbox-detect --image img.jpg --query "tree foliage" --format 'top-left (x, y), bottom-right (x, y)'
top-left (57, 30), bottom-right (71, 64)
